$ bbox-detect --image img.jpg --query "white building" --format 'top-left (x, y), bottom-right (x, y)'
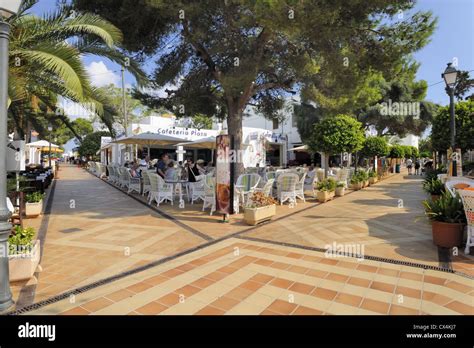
top-left (100, 115), bottom-right (287, 167)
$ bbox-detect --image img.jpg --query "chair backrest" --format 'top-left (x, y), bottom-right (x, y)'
top-left (296, 172), bottom-right (307, 187)
top-left (148, 173), bottom-right (159, 191)
top-left (262, 178), bottom-right (275, 196)
top-left (316, 168), bottom-right (325, 182)
top-left (459, 189), bottom-right (474, 227)
top-left (204, 176), bottom-right (215, 194)
top-left (337, 168), bottom-right (350, 182)
top-left (277, 173), bottom-right (299, 191)
top-left (265, 171), bottom-right (276, 181)
top-left (237, 174), bottom-right (260, 191)
top-left (445, 178), bottom-right (474, 197)
top-left (156, 174), bottom-right (167, 188)
top-left (142, 170), bottom-right (151, 185)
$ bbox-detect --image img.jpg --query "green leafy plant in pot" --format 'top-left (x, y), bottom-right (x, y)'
top-left (422, 177), bottom-right (445, 201)
top-left (335, 182), bottom-right (345, 197)
top-left (317, 178), bottom-right (336, 202)
top-left (25, 192), bottom-right (45, 218)
top-left (422, 191), bottom-right (466, 248)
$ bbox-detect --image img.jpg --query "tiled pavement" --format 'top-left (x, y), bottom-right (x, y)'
top-left (10, 164), bottom-right (474, 315)
top-left (28, 239), bottom-right (473, 315)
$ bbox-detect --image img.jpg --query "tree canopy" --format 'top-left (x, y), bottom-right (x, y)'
top-left (431, 100), bottom-right (474, 152)
top-left (361, 136), bottom-right (390, 158)
top-left (307, 114), bottom-right (365, 155)
top-left (73, 0), bottom-right (436, 173)
top-left (78, 131), bottom-right (110, 158)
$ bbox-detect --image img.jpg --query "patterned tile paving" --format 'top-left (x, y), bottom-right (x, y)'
top-left (28, 239), bottom-right (473, 315)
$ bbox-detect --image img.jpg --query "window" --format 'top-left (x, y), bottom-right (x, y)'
top-left (272, 119), bottom-right (279, 129)
top-left (292, 114), bottom-right (298, 128)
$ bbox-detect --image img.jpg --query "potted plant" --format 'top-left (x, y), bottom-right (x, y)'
top-left (244, 191), bottom-right (278, 225)
top-left (422, 192), bottom-right (466, 248)
top-left (317, 178), bottom-right (336, 202)
top-left (25, 192), bottom-right (44, 218)
top-left (350, 172), bottom-right (363, 191)
top-left (8, 226), bottom-right (41, 282)
top-left (422, 177), bottom-right (445, 201)
top-left (335, 182), bottom-right (345, 197)
top-left (368, 170), bottom-right (378, 185)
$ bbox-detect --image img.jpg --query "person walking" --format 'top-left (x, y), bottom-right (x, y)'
top-left (414, 158), bottom-right (421, 175)
top-left (406, 158), bottom-right (413, 175)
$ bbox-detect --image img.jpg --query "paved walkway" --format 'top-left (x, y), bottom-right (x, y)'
top-left (9, 165), bottom-right (473, 315)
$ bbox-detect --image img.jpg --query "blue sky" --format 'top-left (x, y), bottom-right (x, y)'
top-left (30, 0), bottom-right (473, 106)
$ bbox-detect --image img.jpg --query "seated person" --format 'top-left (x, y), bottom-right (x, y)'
top-left (164, 161), bottom-right (177, 181)
top-left (130, 163), bottom-right (141, 178)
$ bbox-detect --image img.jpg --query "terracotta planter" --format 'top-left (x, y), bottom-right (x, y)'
top-left (244, 204), bottom-right (276, 226)
top-left (9, 240), bottom-right (41, 282)
top-left (369, 177), bottom-right (378, 185)
top-left (351, 182), bottom-right (362, 191)
top-left (431, 221), bottom-right (464, 248)
top-left (25, 200), bottom-right (43, 218)
top-left (317, 190), bottom-right (335, 203)
top-left (364, 180), bottom-right (369, 187)
top-left (335, 187), bottom-right (345, 197)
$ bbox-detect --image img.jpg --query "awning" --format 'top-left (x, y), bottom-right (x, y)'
top-left (112, 132), bottom-right (184, 147)
top-left (175, 136), bottom-right (217, 149)
top-left (288, 145), bottom-right (308, 152)
top-left (26, 140), bottom-right (59, 148)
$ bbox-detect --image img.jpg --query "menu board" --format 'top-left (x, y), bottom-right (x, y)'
top-left (215, 135), bottom-right (231, 214)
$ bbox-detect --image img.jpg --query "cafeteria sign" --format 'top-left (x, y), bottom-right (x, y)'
top-left (215, 135), bottom-right (232, 216)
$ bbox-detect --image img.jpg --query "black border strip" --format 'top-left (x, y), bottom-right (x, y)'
top-left (235, 235), bottom-right (474, 279)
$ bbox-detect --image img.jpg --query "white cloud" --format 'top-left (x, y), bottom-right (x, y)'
top-left (86, 61), bottom-right (120, 87)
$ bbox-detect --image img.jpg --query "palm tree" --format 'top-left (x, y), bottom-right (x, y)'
top-left (6, 0), bottom-right (147, 140)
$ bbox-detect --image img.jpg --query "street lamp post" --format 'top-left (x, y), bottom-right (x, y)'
top-left (0, 0), bottom-right (23, 312)
top-left (441, 63), bottom-right (459, 176)
top-left (48, 124), bottom-right (53, 168)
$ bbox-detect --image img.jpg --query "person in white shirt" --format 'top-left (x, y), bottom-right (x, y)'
top-left (406, 158), bottom-right (413, 175)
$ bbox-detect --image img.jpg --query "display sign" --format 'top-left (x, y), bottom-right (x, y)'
top-left (215, 135), bottom-right (231, 215)
top-left (6, 140), bottom-right (25, 172)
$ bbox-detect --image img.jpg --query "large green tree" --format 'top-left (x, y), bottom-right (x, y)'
top-left (73, 0), bottom-right (436, 174)
top-left (78, 131), bottom-right (111, 158)
top-left (431, 100), bottom-right (474, 152)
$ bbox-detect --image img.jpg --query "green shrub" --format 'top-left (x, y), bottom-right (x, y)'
top-left (25, 192), bottom-right (45, 203)
top-left (422, 178), bottom-right (445, 195)
top-left (422, 191), bottom-right (466, 223)
top-left (8, 226), bottom-right (36, 255)
top-left (317, 178), bottom-right (336, 192)
top-left (389, 145), bottom-right (405, 159)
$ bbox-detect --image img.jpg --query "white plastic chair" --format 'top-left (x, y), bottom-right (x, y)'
top-left (235, 173), bottom-right (260, 205)
top-left (141, 170), bottom-right (151, 197)
top-left (445, 178), bottom-right (474, 197)
top-left (123, 169), bottom-right (141, 194)
top-left (336, 168), bottom-right (350, 188)
top-left (304, 170), bottom-right (318, 197)
top-left (189, 178), bottom-right (206, 204)
top-left (276, 173), bottom-right (299, 205)
top-left (255, 178), bottom-right (275, 197)
top-left (295, 172), bottom-right (307, 202)
top-left (148, 173), bottom-right (173, 206)
top-left (459, 189), bottom-right (474, 254)
top-left (202, 176), bottom-right (216, 215)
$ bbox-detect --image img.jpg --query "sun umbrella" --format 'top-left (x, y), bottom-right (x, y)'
top-left (175, 136), bottom-right (217, 149)
top-left (288, 145), bottom-right (308, 152)
top-left (112, 132), bottom-right (184, 147)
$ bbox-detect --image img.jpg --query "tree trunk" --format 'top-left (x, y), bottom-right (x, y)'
top-left (227, 101), bottom-right (244, 178)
